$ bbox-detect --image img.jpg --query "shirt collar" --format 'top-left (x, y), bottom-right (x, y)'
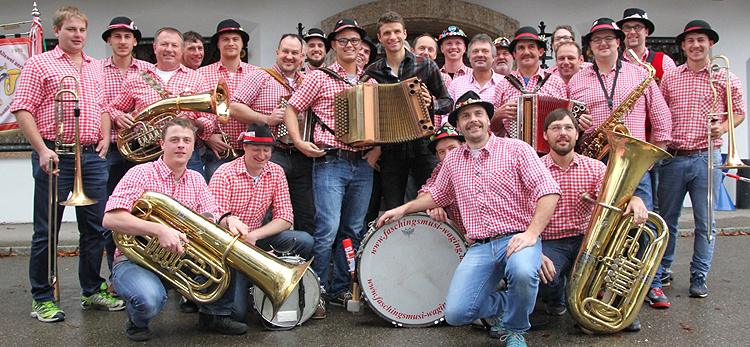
top-left (230, 156), bottom-right (269, 180)
top-left (271, 63), bottom-right (303, 81)
top-left (154, 157), bottom-right (182, 182)
top-left (52, 45), bottom-right (93, 63)
top-left (328, 60), bottom-right (363, 77)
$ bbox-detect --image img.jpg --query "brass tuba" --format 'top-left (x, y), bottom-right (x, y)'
top-left (113, 191), bottom-right (311, 316)
top-left (566, 130), bottom-right (672, 334)
top-left (117, 79), bottom-right (230, 162)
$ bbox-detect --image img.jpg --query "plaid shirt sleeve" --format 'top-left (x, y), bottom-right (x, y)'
top-left (208, 161), bottom-right (233, 217)
top-left (10, 54), bottom-right (43, 115)
top-left (105, 164), bottom-right (149, 212)
top-left (644, 78), bottom-right (673, 143)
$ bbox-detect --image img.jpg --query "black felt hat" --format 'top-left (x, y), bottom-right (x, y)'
top-left (582, 18), bottom-right (625, 48)
top-left (494, 36), bottom-right (510, 49)
top-left (328, 19), bottom-right (367, 45)
top-left (428, 125), bottom-right (465, 154)
top-left (617, 8), bottom-right (656, 35)
top-left (675, 20), bottom-right (719, 45)
top-left (447, 91), bottom-right (494, 127)
top-left (102, 16), bottom-right (141, 43)
top-left (362, 35), bottom-right (378, 65)
top-left (508, 27), bottom-right (547, 53)
top-left (304, 28), bottom-right (331, 52)
top-left (210, 19), bottom-right (250, 48)
top-left (239, 123), bottom-right (276, 146)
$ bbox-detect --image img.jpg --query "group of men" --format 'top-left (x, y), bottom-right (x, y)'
top-left (11, 4), bottom-right (744, 346)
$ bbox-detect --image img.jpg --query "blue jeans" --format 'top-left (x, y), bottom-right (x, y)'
top-left (230, 229), bottom-right (313, 322)
top-left (104, 147), bottom-right (138, 275)
top-left (311, 155), bottom-right (373, 299)
top-left (30, 148), bottom-right (108, 302)
top-left (538, 235), bottom-right (583, 307)
top-left (657, 149), bottom-right (720, 276)
top-left (188, 148), bottom-right (206, 181)
top-left (444, 235), bottom-right (542, 333)
top-left (270, 148), bottom-right (316, 235)
top-left (633, 171), bottom-right (664, 289)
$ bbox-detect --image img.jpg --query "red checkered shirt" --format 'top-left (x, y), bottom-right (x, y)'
top-left (660, 63), bottom-right (746, 150)
top-left (287, 61), bottom-right (376, 151)
top-left (106, 157), bottom-right (218, 258)
top-left (492, 68), bottom-right (568, 133)
top-left (198, 61), bottom-right (258, 149)
top-left (622, 48), bottom-right (677, 76)
top-left (107, 64), bottom-right (215, 140)
top-left (209, 158), bottom-right (294, 230)
top-left (418, 162), bottom-right (465, 234)
top-left (101, 56), bottom-right (154, 143)
top-left (546, 62), bottom-right (593, 79)
top-left (231, 63), bottom-right (303, 149)
top-left (428, 134), bottom-right (561, 240)
top-left (540, 153), bottom-right (605, 240)
top-left (448, 71), bottom-right (504, 106)
top-left (567, 61), bottom-right (672, 143)
top-left (440, 64), bottom-right (473, 80)
top-left (10, 46), bottom-right (106, 145)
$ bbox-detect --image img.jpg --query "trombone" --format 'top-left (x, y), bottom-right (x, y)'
top-left (706, 56), bottom-right (747, 243)
top-left (49, 75), bottom-right (98, 301)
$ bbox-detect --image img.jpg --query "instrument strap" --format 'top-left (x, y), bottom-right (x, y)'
top-left (260, 68), bottom-right (299, 93)
top-left (138, 71), bottom-right (171, 99)
top-left (318, 66), bottom-right (356, 86)
top-left (506, 72), bottom-right (551, 94)
top-left (593, 59), bottom-right (622, 113)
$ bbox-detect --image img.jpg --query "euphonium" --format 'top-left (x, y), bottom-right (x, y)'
top-left (113, 191), bottom-right (311, 316)
top-left (576, 49), bottom-right (655, 159)
top-left (118, 79), bottom-right (230, 162)
top-left (566, 130), bottom-right (672, 334)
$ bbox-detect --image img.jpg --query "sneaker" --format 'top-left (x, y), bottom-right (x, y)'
top-left (30, 300), bottom-right (65, 322)
top-left (489, 313), bottom-right (506, 339)
top-left (311, 298), bottom-right (326, 319)
top-left (546, 303), bottom-right (567, 316)
top-left (622, 317), bottom-right (641, 332)
top-left (645, 287), bottom-right (670, 309)
top-left (107, 283), bottom-right (120, 298)
top-left (661, 268), bottom-right (674, 287)
top-left (197, 312), bottom-right (248, 335)
top-left (689, 272), bottom-right (708, 298)
top-left (471, 317), bottom-right (495, 330)
top-left (126, 318), bottom-right (150, 341)
top-left (329, 292), bottom-right (352, 307)
top-left (179, 296), bottom-right (198, 313)
top-left (500, 331), bottom-right (527, 347)
top-left (82, 284), bottom-right (126, 311)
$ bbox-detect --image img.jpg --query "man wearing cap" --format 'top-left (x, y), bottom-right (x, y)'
top-left (568, 17), bottom-right (672, 309)
top-left (302, 28), bottom-right (329, 73)
top-left (438, 26), bottom-right (473, 81)
top-left (199, 19), bottom-right (258, 180)
top-left (104, 118), bottom-right (248, 340)
top-left (490, 26), bottom-right (571, 136)
top-left (282, 18), bottom-right (379, 319)
top-left (449, 34), bottom-right (504, 110)
top-left (658, 20), bottom-right (745, 300)
top-left (109, 27), bottom-right (213, 178)
top-left (182, 31), bottom-right (205, 70)
top-left (209, 123), bottom-right (314, 323)
top-left (492, 36), bottom-right (513, 76)
top-left (356, 36), bottom-right (378, 69)
top-left (12, 5), bottom-right (124, 323)
top-left (552, 41), bottom-right (586, 85)
top-left (100, 16), bottom-right (154, 290)
top-left (230, 34), bottom-right (314, 236)
top-left (418, 125), bottom-right (465, 234)
top-left (617, 8), bottom-right (676, 82)
top-left (378, 90), bottom-right (560, 347)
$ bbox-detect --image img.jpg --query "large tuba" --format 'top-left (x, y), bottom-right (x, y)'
top-left (566, 130), bottom-right (672, 334)
top-left (113, 191), bottom-right (310, 316)
top-left (117, 79), bottom-right (230, 162)
top-left (576, 49), bottom-right (655, 159)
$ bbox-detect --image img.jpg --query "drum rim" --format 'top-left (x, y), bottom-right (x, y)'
top-left (253, 256), bottom-right (320, 328)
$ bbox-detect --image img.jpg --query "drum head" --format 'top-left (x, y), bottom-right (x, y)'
top-left (253, 256), bottom-right (320, 328)
top-left (357, 214), bottom-right (467, 327)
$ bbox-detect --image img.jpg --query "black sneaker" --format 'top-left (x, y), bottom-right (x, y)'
top-left (661, 268), bottom-right (674, 287)
top-left (329, 292), bottom-right (352, 307)
top-left (546, 304), bottom-right (567, 316)
top-left (645, 287), bottom-right (670, 309)
top-left (126, 318), bottom-right (151, 341)
top-left (179, 296), bottom-right (198, 313)
top-left (689, 272), bottom-right (708, 298)
top-left (198, 313), bottom-right (247, 335)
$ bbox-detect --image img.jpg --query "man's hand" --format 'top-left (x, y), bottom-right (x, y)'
top-left (426, 207), bottom-right (449, 223)
top-left (156, 225), bottom-right (189, 254)
top-left (420, 84), bottom-right (433, 107)
top-left (115, 113), bottom-right (135, 129)
top-left (39, 148), bottom-right (59, 175)
top-left (376, 206), bottom-right (407, 228)
top-left (494, 100), bottom-right (518, 120)
top-left (363, 146), bottom-right (381, 170)
top-left (268, 106), bottom-right (286, 126)
top-left (710, 120), bottom-right (728, 140)
top-left (205, 133), bottom-right (232, 158)
top-left (96, 138), bottom-right (109, 158)
top-left (226, 216), bottom-right (249, 238)
top-left (623, 196), bottom-right (649, 226)
top-left (296, 141), bottom-right (326, 158)
top-left (577, 111), bottom-right (593, 131)
top-left (539, 254), bottom-right (556, 284)
top-left (506, 231), bottom-right (538, 257)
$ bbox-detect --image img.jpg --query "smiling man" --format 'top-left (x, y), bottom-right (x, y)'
top-left (491, 36), bottom-right (513, 76)
top-left (302, 28), bottom-right (329, 73)
top-left (617, 8), bottom-right (676, 82)
top-left (181, 31), bottom-right (204, 70)
top-left (552, 41), bottom-right (585, 85)
top-left (448, 34), bottom-right (503, 108)
top-left (438, 26), bottom-right (472, 81)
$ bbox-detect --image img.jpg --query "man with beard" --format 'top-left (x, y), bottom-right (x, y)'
top-left (182, 31), bottom-right (204, 70)
top-left (491, 36), bottom-right (513, 76)
top-left (449, 34), bottom-right (503, 106)
top-left (438, 26), bottom-right (472, 81)
top-left (552, 41), bottom-right (586, 84)
top-left (302, 28), bottom-right (329, 73)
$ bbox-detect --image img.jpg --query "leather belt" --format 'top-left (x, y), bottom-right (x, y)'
top-left (273, 145), bottom-right (298, 155)
top-left (667, 146), bottom-right (719, 157)
top-left (473, 231), bottom-right (522, 244)
top-left (319, 145), bottom-right (366, 160)
top-left (44, 139), bottom-right (97, 153)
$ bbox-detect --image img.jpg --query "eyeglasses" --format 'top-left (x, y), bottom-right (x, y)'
top-left (548, 125), bottom-right (576, 133)
top-left (590, 36), bottom-right (617, 44)
top-left (553, 35), bottom-right (573, 43)
top-left (334, 38), bottom-right (361, 47)
top-left (621, 24), bottom-right (645, 33)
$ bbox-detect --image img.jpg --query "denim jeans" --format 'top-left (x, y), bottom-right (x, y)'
top-left (444, 235), bottom-right (542, 333)
top-left (538, 235), bottom-right (583, 307)
top-left (311, 155), bottom-right (373, 299)
top-left (632, 171), bottom-right (664, 289)
top-left (379, 138), bottom-right (439, 209)
top-left (270, 148), bottom-right (316, 235)
top-left (658, 149), bottom-right (720, 276)
top-left (187, 148), bottom-right (206, 181)
top-left (202, 150), bottom-right (232, 182)
top-left (104, 148), bottom-right (138, 275)
top-left (230, 229), bottom-right (314, 322)
top-left (30, 148), bottom-right (108, 302)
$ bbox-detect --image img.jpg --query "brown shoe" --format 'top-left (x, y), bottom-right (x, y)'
top-left (311, 298), bottom-right (326, 319)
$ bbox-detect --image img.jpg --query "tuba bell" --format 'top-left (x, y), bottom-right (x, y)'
top-left (566, 130), bottom-right (672, 334)
top-left (117, 79), bottom-right (230, 163)
top-left (113, 191), bottom-right (311, 316)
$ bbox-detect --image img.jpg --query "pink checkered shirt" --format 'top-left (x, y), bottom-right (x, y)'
top-left (101, 56), bottom-right (154, 143)
top-left (107, 64), bottom-right (215, 140)
top-left (428, 134), bottom-right (561, 240)
top-left (540, 153), bottom-right (605, 240)
top-left (198, 61), bottom-right (257, 149)
top-left (106, 157), bottom-right (218, 258)
top-left (448, 71), bottom-right (504, 106)
top-left (435, 71), bottom-right (454, 126)
top-left (231, 63), bottom-right (303, 149)
top-left (440, 64), bottom-right (473, 80)
top-left (10, 46), bottom-right (106, 145)
top-left (287, 61), bottom-right (376, 151)
top-left (546, 62), bottom-right (593, 79)
top-left (660, 63), bottom-right (746, 150)
top-left (209, 158), bottom-right (294, 230)
top-left (492, 68), bottom-right (568, 133)
top-left (419, 162), bottom-right (466, 234)
top-left (622, 48), bottom-right (677, 75)
top-left (567, 61), bottom-right (672, 143)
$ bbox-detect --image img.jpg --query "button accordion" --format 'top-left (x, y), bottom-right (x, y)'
top-left (508, 94), bottom-right (587, 153)
top-left (276, 96), bottom-right (314, 145)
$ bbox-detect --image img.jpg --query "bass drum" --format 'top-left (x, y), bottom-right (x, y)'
top-left (253, 255), bottom-right (320, 328)
top-left (357, 213), bottom-right (468, 327)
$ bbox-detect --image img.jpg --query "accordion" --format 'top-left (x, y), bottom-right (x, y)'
top-left (334, 77), bottom-right (435, 147)
top-left (275, 96), bottom-right (314, 145)
top-left (508, 94), bottom-right (587, 153)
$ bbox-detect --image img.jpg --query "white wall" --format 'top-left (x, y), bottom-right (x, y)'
top-left (1, 0), bottom-right (748, 222)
